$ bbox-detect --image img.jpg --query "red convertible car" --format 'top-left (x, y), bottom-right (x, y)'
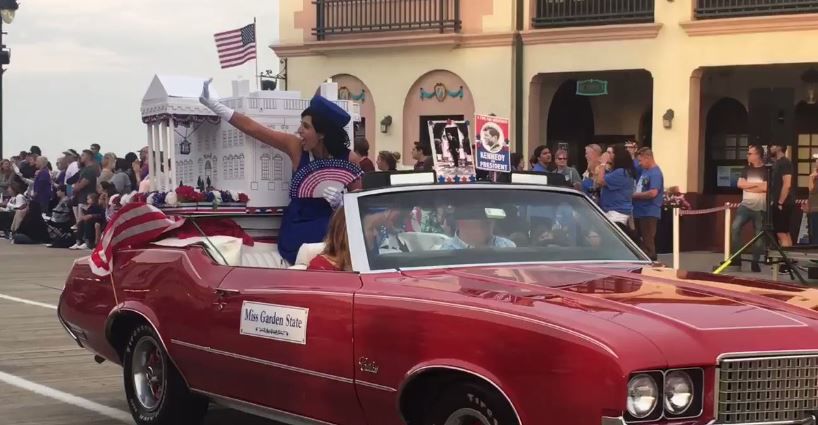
top-left (59, 178), bottom-right (818, 425)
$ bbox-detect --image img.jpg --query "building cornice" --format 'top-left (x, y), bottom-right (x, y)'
top-left (270, 32), bottom-right (515, 58)
top-left (680, 13), bottom-right (818, 36)
top-left (521, 23), bottom-right (662, 46)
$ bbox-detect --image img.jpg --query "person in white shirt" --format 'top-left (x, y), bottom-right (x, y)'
top-left (0, 183), bottom-right (27, 236)
top-left (63, 149), bottom-right (81, 187)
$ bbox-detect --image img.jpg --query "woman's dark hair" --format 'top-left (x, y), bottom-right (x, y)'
top-left (354, 139), bottom-right (369, 156)
top-left (510, 152), bottom-right (524, 170)
top-left (611, 143), bottom-right (636, 178)
top-left (532, 145), bottom-right (551, 166)
top-left (378, 151), bottom-right (398, 171)
top-left (414, 141), bottom-right (432, 156)
top-left (99, 181), bottom-right (117, 196)
top-left (124, 152), bottom-right (138, 165)
top-left (115, 158), bottom-right (130, 172)
top-left (301, 106), bottom-right (350, 158)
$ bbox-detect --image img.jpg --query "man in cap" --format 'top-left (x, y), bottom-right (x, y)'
top-left (440, 207), bottom-right (516, 250)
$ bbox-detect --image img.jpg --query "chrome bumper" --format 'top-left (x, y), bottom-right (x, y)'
top-left (56, 303), bottom-right (83, 348)
top-left (603, 415), bottom-right (816, 425)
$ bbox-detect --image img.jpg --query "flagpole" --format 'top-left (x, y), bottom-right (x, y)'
top-left (254, 17), bottom-right (260, 91)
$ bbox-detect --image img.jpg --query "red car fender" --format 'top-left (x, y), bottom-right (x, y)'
top-left (399, 359), bottom-right (523, 424)
top-left (104, 301), bottom-right (192, 388)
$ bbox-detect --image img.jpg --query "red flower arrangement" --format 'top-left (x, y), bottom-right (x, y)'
top-left (237, 193), bottom-right (249, 203)
top-left (175, 185), bottom-right (201, 203)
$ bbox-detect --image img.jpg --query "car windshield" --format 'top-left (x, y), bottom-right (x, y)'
top-left (356, 187), bottom-right (645, 270)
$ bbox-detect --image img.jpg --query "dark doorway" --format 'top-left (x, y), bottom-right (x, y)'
top-left (704, 97), bottom-right (749, 194)
top-left (547, 80), bottom-right (595, 174)
top-left (639, 106), bottom-right (653, 148)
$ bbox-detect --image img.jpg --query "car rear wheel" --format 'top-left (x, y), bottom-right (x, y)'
top-left (424, 381), bottom-right (519, 425)
top-left (123, 324), bottom-right (208, 425)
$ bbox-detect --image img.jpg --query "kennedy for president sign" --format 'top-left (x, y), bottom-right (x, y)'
top-left (474, 114), bottom-right (511, 173)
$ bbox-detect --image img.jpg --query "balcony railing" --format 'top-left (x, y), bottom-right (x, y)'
top-left (695, 0), bottom-right (818, 19)
top-left (313, 0), bottom-right (461, 40)
top-left (532, 0), bottom-right (655, 29)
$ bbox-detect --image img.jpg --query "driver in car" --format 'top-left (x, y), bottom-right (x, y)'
top-left (440, 207), bottom-right (516, 250)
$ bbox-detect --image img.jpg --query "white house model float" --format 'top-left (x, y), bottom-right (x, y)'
top-left (139, 75), bottom-right (360, 215)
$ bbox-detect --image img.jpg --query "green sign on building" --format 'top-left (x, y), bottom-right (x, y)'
top-left (576, 79), bottom-right (608, 96)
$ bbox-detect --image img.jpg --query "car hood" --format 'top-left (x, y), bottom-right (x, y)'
top-left (398, 264), bottom-right (818, 368)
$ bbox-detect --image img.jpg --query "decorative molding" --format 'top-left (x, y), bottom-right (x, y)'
top-left (680, 13), bottom-right (818, 37)
top-left (270, 32), bottom-right (515, 58)
top-left (420, 83), bottom-right (464, 101)
top-left (521, 23), bottom-right (662, 45)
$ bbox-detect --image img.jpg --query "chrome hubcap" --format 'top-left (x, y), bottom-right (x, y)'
top-left (444, 408), bottom-right (492, 425)
top-left (132, 337), bottom-right (164, 411)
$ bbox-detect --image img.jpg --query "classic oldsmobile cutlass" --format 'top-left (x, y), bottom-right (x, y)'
top-left (58, 175), bottom-right (818, 425)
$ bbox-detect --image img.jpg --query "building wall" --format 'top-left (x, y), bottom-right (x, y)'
top-left (280, 45), bottom-right (514, 163)
top-left (522, 0), bottom-right (818, 193)
top-left (278, 0), bottom-right (818, 193)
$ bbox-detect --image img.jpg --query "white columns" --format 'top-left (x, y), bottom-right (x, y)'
top-left (147, 123), bottom-right (156, 192)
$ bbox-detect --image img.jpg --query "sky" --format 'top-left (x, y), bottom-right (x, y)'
top-left (3, 0), bottom-right (280, 159)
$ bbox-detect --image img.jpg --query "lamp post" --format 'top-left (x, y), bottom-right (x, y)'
top-left (0, 0), bottom-right (19, 160)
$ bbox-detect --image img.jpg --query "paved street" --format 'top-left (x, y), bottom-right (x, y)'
top-left (0, 240), bottom-right (810, 425)
top-left (0, 240), bottom-right (278, 425)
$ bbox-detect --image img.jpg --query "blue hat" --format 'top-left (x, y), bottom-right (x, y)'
top-left (309, 95), bottom-right (351, 129)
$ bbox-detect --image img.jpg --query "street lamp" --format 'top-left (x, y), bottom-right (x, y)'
top-left (0, 0), bottom-right (19, 160)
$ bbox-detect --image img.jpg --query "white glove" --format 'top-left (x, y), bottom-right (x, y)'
top-left (199, 78), bottom-right (235, 121)
top-left (323, 186), bottom-right (344, 209)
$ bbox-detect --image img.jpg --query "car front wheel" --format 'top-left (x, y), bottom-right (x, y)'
top-left (123, 324), bottom-right (208, 425)
top-left (424, 381), bottom-right (519, 425)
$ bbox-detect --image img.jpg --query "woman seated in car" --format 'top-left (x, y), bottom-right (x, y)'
top-left (307, 207), bottom-right (352, 271)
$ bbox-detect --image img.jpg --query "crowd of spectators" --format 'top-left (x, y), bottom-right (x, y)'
top-left (0, 143), bottom-right (149, 249)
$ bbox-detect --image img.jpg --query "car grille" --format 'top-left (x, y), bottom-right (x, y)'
top-left (718, 354), bottom-right (818, 424)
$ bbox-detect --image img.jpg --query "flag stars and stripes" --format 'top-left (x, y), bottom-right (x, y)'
top-left (214, 23), bottom-right (256, 69)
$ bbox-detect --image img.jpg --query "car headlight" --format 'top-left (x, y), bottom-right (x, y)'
top-left (664, 370), bottom-right (694, 414)
top-left (627, 373), bottom-right (658, 419)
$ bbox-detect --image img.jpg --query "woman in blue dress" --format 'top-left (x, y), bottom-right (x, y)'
top-left (199, 80), bottom-right (360, 264)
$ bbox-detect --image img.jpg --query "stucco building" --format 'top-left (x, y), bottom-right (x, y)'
top-left (272, 0), bottom-right (818, 223)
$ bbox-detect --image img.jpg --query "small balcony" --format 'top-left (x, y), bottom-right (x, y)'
top-left (313, 0), bottom-right (461, 41)
top-left (532, 0), bottom-right (655, 29)
top-left (695, 0), bottom-right (818, 19)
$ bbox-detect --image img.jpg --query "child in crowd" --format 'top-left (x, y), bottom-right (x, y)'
top-left (0, 183), bottom-right (27, 238)
top-left (70, 193), bottom-right (105, 250)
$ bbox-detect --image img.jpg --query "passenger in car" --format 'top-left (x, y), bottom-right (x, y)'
top-left (440, 207), bottom-right (516, 250)
top-left (307, 207), bottom-right (351, 271)
top-left (199, 80), bottom-right (361, 265)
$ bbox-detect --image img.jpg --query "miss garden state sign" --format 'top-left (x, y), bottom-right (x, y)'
top-left (240, 301), bottom-right (309, 344)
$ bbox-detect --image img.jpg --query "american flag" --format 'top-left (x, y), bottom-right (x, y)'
top-left (89, 203), bottom-right (186, 276)
top-left (214, 23), bottom-right (256, 69)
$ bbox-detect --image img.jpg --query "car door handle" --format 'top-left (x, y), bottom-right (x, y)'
top-left (215, 288), bottom-right (241, 297)
top-left (213, 288), bottom-right (240, 311)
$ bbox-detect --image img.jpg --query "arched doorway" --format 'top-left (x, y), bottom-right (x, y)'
top-left (703, 97), bottom-right (749, 193)
top-left (403, 70), bottom-right (475, 166)
top-left (547, 80), bottom-right (594, 173)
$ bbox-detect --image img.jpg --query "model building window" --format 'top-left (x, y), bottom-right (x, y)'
top-left (239, 154), bottom-right (245, 179)
top-left (274, 155), bottom-right (283, 181)
top-left (261, 154), bottom-right (271, 181)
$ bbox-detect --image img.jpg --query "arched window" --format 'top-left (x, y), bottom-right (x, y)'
top-left (261, 154), bottom-right (271, 181)
top-left (704, 98), bottom-right (749, 193)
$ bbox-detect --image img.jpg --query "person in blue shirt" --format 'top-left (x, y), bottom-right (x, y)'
top-left (594, 143), bottom-right (636, 236)
top-left (531, 145), bottom-right (553, 173)
top-left (632, 148), bottom-right (664, 260)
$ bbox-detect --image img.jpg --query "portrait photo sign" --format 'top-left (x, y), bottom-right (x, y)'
top-left (474, 114), bottom-right (511, 173)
